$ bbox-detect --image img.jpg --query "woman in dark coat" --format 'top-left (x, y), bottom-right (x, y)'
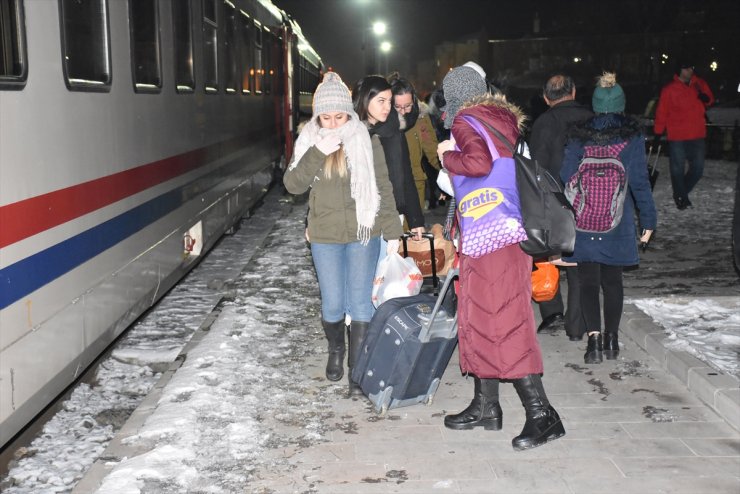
top-left (561, 72), bottom-right (656, 364)
top-left (352, 76), bottom-right (426, 238)
top-left (437, 65), bottom-right (565, 451)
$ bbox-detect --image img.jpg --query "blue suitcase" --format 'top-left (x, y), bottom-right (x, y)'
top-left (351, 269), bottom-right (458, 414)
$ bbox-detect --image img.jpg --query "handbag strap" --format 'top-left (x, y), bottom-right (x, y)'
top-left (459, 114), bottom-right (502, 161)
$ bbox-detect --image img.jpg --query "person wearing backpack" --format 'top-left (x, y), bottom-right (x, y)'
top-left (560, 73), bottom-right (657, 364)
top-left (529, 74), bottom-right (593, 340)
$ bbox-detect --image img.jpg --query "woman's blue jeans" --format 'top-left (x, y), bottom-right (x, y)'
top-left (668, 138), bottom-right (705, 202)
top-left (311, 238), bottom-right (380, 324)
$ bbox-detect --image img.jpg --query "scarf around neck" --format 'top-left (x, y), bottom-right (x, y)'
top-left (289, 113), bottom-right (380, 244)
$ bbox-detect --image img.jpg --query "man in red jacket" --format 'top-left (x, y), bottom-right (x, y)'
top-left (654, 61), bottom-right (714, 210)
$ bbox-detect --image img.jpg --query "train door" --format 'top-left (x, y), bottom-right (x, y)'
top-left (281, 24), bottom-right (296, 166)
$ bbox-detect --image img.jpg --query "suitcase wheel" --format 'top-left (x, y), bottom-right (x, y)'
top-left (375, 387), bottom-right (393, 415)
top-left (425, 378), bottom-right (442, 406)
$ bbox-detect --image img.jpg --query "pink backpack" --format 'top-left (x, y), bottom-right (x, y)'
top-left (564, 143), bottom-right (628, 233)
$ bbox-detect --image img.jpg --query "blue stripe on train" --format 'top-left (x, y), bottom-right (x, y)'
top-left (0, 188), bottom-right (182, 310)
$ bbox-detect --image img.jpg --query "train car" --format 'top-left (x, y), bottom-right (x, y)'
top-left (0, 0), bottom-right (321, 449)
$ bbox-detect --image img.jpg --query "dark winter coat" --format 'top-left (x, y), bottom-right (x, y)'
top-left (529, 99), bottom-right (593, 177)
top-left (369, 109), bottom-right (426, 229)
top-left (443, 95), bottom-right (543, 379)
top-left (561, 113), bottom-right (658, 266)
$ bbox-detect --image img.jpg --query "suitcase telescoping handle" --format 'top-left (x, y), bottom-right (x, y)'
top-left (401, 232), bottom-right (439, 292)
top-left (418, 267), bottom-right (459, 343)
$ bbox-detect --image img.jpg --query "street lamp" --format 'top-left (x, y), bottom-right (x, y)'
top-left (370, 21), bottom-right (388, 73)
top-left (373, 21), bottom-right (386, 36)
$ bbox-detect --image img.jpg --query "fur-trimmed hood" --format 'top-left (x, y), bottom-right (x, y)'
top-left (459, 93), bottom-right (527, 131)
top-left (568, 113), bottom-right (642, 145)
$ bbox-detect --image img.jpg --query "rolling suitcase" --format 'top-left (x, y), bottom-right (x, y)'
top-left (351, 268), bottom-right (459, 414)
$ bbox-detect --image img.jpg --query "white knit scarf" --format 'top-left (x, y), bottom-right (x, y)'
top-left (289, 113), bottom-right (380, 244)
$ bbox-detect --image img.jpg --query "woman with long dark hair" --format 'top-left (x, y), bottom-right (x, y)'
top-left (352, 76), bottom-right (425, 240)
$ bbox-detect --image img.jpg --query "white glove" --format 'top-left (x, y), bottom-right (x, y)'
top-left (315, 134), bottom-right (342, 155)
top-left (386, 239), bottom-right (400, 256)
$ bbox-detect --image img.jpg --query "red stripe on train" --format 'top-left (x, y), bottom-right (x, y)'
top-left (0, 134), bottom-right (256, 249)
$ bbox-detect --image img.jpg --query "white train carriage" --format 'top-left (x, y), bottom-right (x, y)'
top-left (0, 0), bottom-right (322, 449)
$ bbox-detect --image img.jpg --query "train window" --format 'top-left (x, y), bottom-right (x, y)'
top-left (172, 0), bottom-right (194, 92)
top-left (0, 0), bottom-right (27, 89)
top-left (59, 0), bottom-right (112, 91)
top-left (222, 1), bottom-right (237, 93)
top-left (262, 28), bottom-right (271, 95)
top-left (253, 19), bottom-right (262, 93)
top-left (238, 10), bottom-right (252, 93)
top-left (129, 0), bottom-right (161, 93)
top-left (202, 0), bottom-right (217, 93)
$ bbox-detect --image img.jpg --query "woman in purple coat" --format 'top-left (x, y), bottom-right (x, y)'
top-left (437, 66), bottom-right (565, 451)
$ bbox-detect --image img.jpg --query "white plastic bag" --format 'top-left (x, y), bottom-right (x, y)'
top-left (371, 252), bottom-right (423, 308)
top-left (436, 169), bottom-right (454, 197)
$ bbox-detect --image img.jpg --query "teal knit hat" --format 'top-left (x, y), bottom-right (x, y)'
top-left (592, 72), bottom-right (625, 114)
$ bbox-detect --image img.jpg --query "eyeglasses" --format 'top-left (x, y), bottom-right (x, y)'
top-left (394, 103), bottom-right (414, 112)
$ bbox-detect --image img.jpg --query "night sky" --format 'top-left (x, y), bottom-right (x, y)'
top-left (273, 0), bottom-right (537, 83)
top-left (273, 0), bottom-right (739, 93)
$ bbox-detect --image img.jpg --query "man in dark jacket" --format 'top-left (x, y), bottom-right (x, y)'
top-left (529, 74), bottom-right (592, 340)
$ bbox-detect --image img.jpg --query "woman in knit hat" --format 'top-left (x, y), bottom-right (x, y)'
top-left (436, 65), bottom-right (565, 451)
top-left (284, 72), bottom-right (403, 392)
top-left (352, 76), bottom-right (426, 241)
top-left (560, 72), bottom-right (657, 364)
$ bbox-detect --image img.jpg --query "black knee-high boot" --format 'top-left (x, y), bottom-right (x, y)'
top-left (347, 321), bottom-right (369, 396)
top-left (512, 374), bottom-right (565, 451)
top-left (444, 376), bottom-right (502, 430)
top-left (321, 320), bottom-right (346, 381)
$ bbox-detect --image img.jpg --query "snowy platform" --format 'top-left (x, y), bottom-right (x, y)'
top-left (71, 192), bottom-right (740, 493)
top-left (6, 158), bottom-right (739, 493)
top-left (623, 299), bottom-right (740, 432)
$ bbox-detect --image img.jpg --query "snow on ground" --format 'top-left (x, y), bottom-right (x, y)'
top-left (95, 214), bottom-right (329, 492)
top-left (1, 158), bottom-right (738, 492)
top-left (0, 200), bottom-right (285, 493)
top-left (631, 297), bottom-right (740, 377)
